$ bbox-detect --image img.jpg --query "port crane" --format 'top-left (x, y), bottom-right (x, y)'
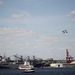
top-left (14, 54), bottom-right (23, 62)
top-left (66, 49), bottom-right (73, 63)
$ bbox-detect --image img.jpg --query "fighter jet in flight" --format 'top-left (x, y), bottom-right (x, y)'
top-left (62, 30), bottom-right (68, 34)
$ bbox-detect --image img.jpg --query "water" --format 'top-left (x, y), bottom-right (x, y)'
top-left (0, 68), bottom-right (75, 75)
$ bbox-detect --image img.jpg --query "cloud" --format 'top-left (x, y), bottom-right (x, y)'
top-left (11, 13), bottom-right (25, 18)
top-left (0, 27), bottom-right (36, 55)
top-left (32, 34), bottom-right (59, 49)
top-left (69, 10), bottom-right (75, 15)
top-left (11, 12), bottom-right (30, 18)
top-left (0, 27), bottom-right (36, 37)
top-left (0, 11), bottom-right (65, 27)
top-left (67, 10), bottom-right (75, 21)
top-left (0, 27), bottom-right (58, 49)
top-left (12, 15), bottom-right (63, 26)
top-left (0, 1), bottom-right (3, 5)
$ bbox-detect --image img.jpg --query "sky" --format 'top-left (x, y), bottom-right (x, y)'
top-left (0, 0), bottom-right (75, 60)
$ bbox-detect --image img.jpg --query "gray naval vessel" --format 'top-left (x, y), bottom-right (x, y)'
top-left (0, 55), bottom-right (23, 69)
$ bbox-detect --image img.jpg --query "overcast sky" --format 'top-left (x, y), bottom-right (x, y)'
top-left (0, 0), bottom-right (75, 60)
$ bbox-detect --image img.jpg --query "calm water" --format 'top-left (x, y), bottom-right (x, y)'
top-left (0, 68), bottom-right (75, 75)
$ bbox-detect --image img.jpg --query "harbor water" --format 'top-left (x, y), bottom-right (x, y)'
top-left (0, 68), bottom-right (75, 75)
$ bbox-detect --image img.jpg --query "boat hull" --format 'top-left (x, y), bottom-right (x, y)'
top-left (22, 69), bottom-right (35, 73)
top-left (0, 64), bottom-right (19, 69)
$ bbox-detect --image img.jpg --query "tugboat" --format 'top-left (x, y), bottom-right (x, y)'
top-left (18, 61), bottom-right (35, 73)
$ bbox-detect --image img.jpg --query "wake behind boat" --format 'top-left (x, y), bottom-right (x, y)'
top-left (18, 61), bottom-right (35, 73)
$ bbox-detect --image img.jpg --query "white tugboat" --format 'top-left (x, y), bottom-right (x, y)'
top-left (18, 61), bottom-right (35, 73)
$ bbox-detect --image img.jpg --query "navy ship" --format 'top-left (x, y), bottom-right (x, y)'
top-left (0, 55), bottom-right (23, 69)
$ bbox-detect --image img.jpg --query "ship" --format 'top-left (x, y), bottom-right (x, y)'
top-left (0, 55), bottom-right (23, 69)
top-left (18, 61), bottom-right (35, 73)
